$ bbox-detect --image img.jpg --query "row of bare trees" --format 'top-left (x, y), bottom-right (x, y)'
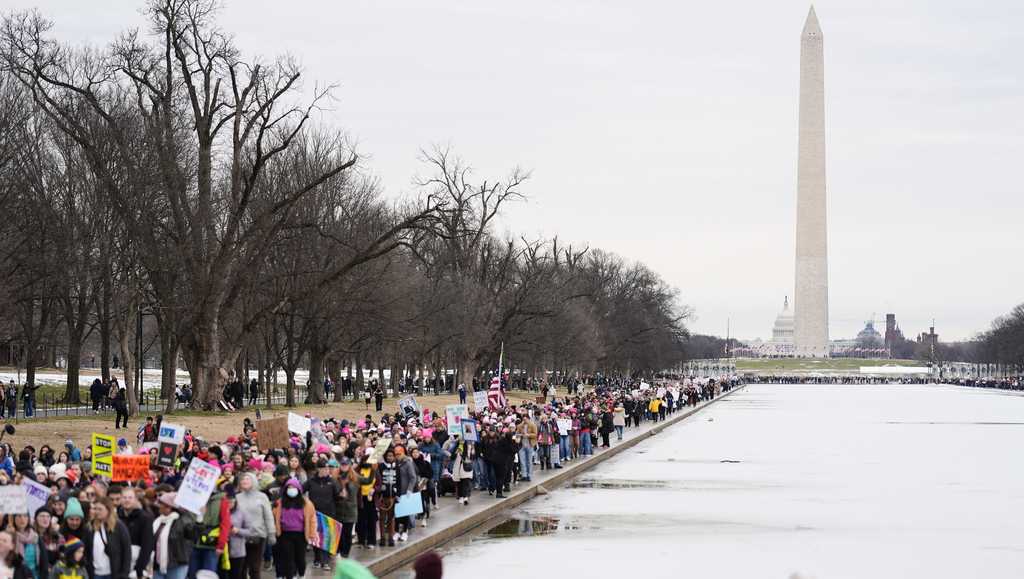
top-left (0, 1), bottom-right (690, 412)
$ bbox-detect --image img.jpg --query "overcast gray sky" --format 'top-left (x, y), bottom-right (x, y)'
top-left (19, 0), bottom-right (1024, 341)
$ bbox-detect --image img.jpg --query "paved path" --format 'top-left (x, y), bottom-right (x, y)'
top-left (295, 385), bottom-right (747, 577)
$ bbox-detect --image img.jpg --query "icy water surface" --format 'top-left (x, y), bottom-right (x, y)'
top-left (437, 384), bottom-right (1024, 578)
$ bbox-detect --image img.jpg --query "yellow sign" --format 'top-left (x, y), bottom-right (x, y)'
top-left (91, 433), bottom-right (115, 477)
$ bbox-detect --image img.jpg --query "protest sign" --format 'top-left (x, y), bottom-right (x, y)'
top-left (91, 433), bottom-right (115, 477)
top-left (0, 486), bottom-right (27, 515)
top-left (156, 422), bottom-right (186, 468)
top-left (398, 396), bottom-right (420, 420)
top-left (288, 412), bottom-right (312, 436)
top-left (175, 458), bottom-right (221, 516)
top-left (257, 417), bottom-right (290, 451)
top-left (535, 396), bottom-right (546, 404)
top-left (21, 479), bottom-right (49, 517)
top-left (112, 455), bottom-right (150, 482)
top-left (460, 419), bottom-right (479, 442)
top-left (369, 438), bottom-right (392, 464)
top-left (557, 418), bottom-right (572, 435)
top-left (472, 391), bottom-right (488, 411)
top-left (395, 492), bottom-right (424, 518)
top-left (445, 404), bottom-right (468, 436)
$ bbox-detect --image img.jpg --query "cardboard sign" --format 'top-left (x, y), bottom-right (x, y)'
top-left (398, 396), bottom-right (420, 420)
top-left (461, 419), bottom-right (479, 442)
top-left (472, 391), bottom-right (488, 410)
top-left (445, 404), bottom-right (469, 436)
top-left (535, 396), bottom-right (546, 404)
top-left (369, 438), bottom-right (392, 464)
top-left (158, 423), bottom-right (186, 445)
top-left (288, 412), bottom-right (312, 436)
top-left (257, 417), bottom-right (290, 451)
top-left (21, 479), bottom-right (49, 517)
top-left (557, 419), bottom-right (572, 435)
top-left (0, 486), bottom-right (27, 514)
top-left (175, 458), bottom-right (222, 516)
top-left (112, 455), bottom-right (150, 482)
top-left (91, 433), bottom-right (115, 477)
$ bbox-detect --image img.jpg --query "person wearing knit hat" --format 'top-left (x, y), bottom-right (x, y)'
top-left (50, 536), bottom-right (88, 579)
top-left (60, 497), bottom-right (87, 541)
top-left (413, 551), bottom-right (443, 579)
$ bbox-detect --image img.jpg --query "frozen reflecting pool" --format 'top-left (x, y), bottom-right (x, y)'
top-left (438, 384), bottom-right (1024, 578)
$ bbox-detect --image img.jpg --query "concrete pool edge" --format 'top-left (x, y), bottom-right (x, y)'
top-left (366, 385), bottom-right (747, 577)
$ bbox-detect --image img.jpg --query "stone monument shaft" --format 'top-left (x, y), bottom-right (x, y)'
top-left (794, 6), bottom-right (829, 357)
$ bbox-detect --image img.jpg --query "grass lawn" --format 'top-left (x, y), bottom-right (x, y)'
top-left (735, 358), bottom-right (923, 374)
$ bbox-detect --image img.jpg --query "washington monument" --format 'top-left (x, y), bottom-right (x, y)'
top-left (794, 6), bottom-right (830, 357)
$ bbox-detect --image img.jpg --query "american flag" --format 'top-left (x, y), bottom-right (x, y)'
top-left (488, 342), bottom-right (507, 410)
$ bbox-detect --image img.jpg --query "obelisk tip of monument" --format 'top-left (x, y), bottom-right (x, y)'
top-left (802, 5), bottom-right (822, 38)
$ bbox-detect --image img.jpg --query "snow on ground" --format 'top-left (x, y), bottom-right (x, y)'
top-left (0, 368), bottom-right (313, 389)
top-left (439, 384), bottom-right (1024, 579)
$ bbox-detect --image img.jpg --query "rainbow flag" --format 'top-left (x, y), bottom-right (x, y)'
top-left (315, 511), bottom-right (343, 555)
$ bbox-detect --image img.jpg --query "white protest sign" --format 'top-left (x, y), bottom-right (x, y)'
top-left (21, 479), bottom-right (49, 517)
top-left (557, 419), bottom-right (572, 436)
top-left (398, 396), bottom-right (420, 420)
top-left (445, 404), bottom-right (469, 436)
top-left (158, 422), bottom-right (186, 444)
top-left (174, 457), bottom-right (222, 516)
top-left (0, 486), bottom-right (27, 514)
top-left (288, 412), bottom-right (312, 436)
top-left (472, 391), bottom-right (488, 411)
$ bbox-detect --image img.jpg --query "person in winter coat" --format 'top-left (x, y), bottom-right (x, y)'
top-left (375, 450), bottom-right (400, 547)
top-left (599, 408), bottom-right (614, 448)
top-left (150, 493), bottom-right (193, 579)
top-left (82, 497), bottom-right (132, 579)
top-left (333, 458), bottom-right (360, 559)
top-left (34, 507), bottom-right (62, 579)
top-left (89, 380), bottom-right (106, 414)
top-left (48, 536), bottom-right (89, 579)
top-left (233, 472), bottom-right (274, 579)
top-left (393, 447), bottom-right (418, 542)
top-left (271, 479), bottom-right (316, 579)
top-left (448, 438), bottom-right (475, 506)
top-left (612, 404), bottom-right (626, 441)
top-left (225, 489), bottom-right (258, 579)
top-left (9, 513), bottom-right (39, 579)
top-left (488, 433), bottom-right (517, 499)
top-left (118, 489), bottom-right (153, 579)
top-left (0, 530), bottom-right (34, 579)
top-left (303, 460), bottom-right (341, 568)
top-left (354, 454), bottom-right (379, 550)
top-left (59, 499), bottom-right (86, 541)
top-left (410, 449), bottom-right (433, 528)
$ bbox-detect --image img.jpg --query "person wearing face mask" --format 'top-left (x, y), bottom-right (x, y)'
top-left (233, 472), bottom-right (275, 579)
top-left (271, 480), bottom-right (315, 579)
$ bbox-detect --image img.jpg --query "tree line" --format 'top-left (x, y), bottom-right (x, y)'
top-left (0, 1), bottom-right (690, 412)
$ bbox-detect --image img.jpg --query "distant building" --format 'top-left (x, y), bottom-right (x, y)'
top-left (884, 313), bottom-right (904, 352)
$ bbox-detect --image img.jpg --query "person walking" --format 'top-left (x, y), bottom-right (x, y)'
top-left (21, 382), bottom-right (39, 418)
top-left (110, 381), bottom-right (129, 430)
top-left (90, 379), bottom-right (106, 414)
top-left (373, 387), bottom-right (384, 412)
top-left (450, 438), bottom-right (475, 506)
top-left (457, 384), bottom-right (466, 405)
top-left (355, 453), bottom-right (379, 550)
top-left (304, 460), bottom-right (341, 568)
top-left (271, 479), bottom-right (316, 579)
top-left (235, 472), bottom-right (275, 579)
top-left (334, 458), bottom-right (359, 558)
top-left (247, 380), bottom-right (259, 407)
top-left (613, 403), bottom-right (626, 441)
top-left (375, 450), bottom-right (399, 547)
top-left (5, 381), bottom-right (16, 420)
top-left (599, 407), bottom-right (614, 448)
top-left (151, 493), bottom-right (192, 579)
top-left (515, 416), bottom-right (537, 482)
top-left (83, 497), bottom-right (132, 579)
top-left (120, 488), bottom-right (154, 579)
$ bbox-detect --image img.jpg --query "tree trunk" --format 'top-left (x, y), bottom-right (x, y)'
top-left (159, 327), bottom-right (179, 400)
top-left (354, 354), bottom-right (364, 397)
top-left (65, 326), bottom-right (84, 404)
top-left (285, 367), bottom-right (297, 407)
top-left (308, 347), bottom-right (326, 404)
top-left (116, 302), bottom-right (139, 416)
top-left (100, 277), bottom-right (112, 383)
